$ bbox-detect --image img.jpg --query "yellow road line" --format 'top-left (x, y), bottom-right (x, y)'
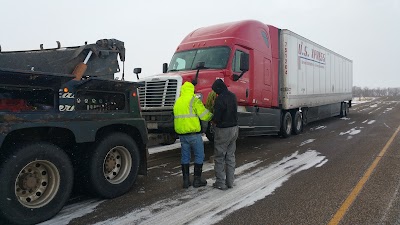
top-left (328, 124), bottom-right (400, 225)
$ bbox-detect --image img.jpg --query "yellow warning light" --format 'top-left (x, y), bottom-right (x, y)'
top-left (63, 88), bottom-right (69, 93)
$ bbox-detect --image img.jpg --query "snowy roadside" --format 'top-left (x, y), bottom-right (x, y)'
top-left (351, 97), bottom-right (375, 105)
top-left (38, 97), bottom-right (386, 225)
top-left (148, 136), bottom-right (209, 155)
top-left (40, 143), bottom-right (327, 225)
top-left (94, 150), bottom-right (327, 225)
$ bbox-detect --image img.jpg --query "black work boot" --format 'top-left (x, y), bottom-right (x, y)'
top-left (181, 164), bottom-right (191, 189)
top-left (193, 163), bottom-right (207, 188)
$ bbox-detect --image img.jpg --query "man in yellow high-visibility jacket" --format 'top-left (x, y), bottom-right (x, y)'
top-left (173, 81), bottom-right (213, 189)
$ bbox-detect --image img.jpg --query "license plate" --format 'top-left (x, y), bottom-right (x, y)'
top-left (147, 122), bottom-right (158, 129)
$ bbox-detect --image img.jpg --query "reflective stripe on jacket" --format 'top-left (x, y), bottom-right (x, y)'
top-left (173, 82), bottom-right (213, 135)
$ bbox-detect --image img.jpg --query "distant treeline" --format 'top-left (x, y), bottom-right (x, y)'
top-left (353, 86), bottom-right (400, 97)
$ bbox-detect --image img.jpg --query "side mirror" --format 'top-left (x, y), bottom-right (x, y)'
top-left (133, 68), bottom-right (142, 74)
top-left (133, 68), bottom-right (142, 80)
top-left (196, 61), bottom-right (206, 69)
top-left (192, 61), bottom-right (206, 86)
top-left (163, 63), bottom-right (168, 73)
top-left (240, 53), bottom-right (249, 72)
top-left (232, 53), bottom-right (249, 82)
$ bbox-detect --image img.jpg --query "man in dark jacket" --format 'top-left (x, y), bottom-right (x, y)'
top-left (211, 79), bottom-right (239, 190)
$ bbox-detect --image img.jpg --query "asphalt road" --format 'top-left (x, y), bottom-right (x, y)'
top-left (41, 96), bottom-right (400, 225)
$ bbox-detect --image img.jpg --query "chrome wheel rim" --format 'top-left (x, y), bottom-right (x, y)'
top-left (103, 146), bottom-right (132, 184)
top-left (15, 160), bottom-right (60, 208)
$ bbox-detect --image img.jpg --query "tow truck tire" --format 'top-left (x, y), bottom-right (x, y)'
top-left (280, 111), bottom-right (292, 138)
top-left (291, 111), bottom-right (303, 135)
top-left (0, 142), bottom-right (73, 225)
top-left (87, 132), bottom-right (140, 198)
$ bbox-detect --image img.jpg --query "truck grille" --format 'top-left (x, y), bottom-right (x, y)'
top-left (138, 79), bottom-right (178, 110)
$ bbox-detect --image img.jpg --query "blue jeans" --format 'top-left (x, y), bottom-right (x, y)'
top-left (179, 133), bottom-right (205, 164)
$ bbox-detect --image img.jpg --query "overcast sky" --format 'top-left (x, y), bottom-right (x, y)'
top-left (1, 0), bottom-right (399, 88)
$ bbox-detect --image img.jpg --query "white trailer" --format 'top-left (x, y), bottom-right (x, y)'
top-left (281, 30), bottom-right (353, 110)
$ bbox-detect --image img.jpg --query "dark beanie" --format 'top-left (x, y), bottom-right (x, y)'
top-left (211, 79), bottom-right (227, 94)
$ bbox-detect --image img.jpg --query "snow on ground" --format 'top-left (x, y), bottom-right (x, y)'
top-left (339, 127), bottom-right (362, 136)
top-left (316, 159), bottom-right (328, 168)
top-left (361, 120), bottom-right (377, 125)
top-left (310, 125), bottom-right (326, 131)
top-left (370, 104), bottom-right (378, 108)
top-left (42, 149), bottom-right (326, 225)
top-left (351, 97), bottom-right (375, 105)
top-left (148, 136), bottom-right (208, 155)
top-left (40, 130), bottom-right (332, 224)
top-left (38, 200), bottom-right (104, 225)
top-left (94, 150), bottom-right (326, 225)
top-left (368, 106), bottom-right (382, 114)
top-left (299, 139), bottom-right (315, 147)
top-left (383, 108), bottom-right (393, 114)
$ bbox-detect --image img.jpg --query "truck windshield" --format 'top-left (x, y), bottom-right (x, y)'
top-left (168, 46), bottom-right (230, 72)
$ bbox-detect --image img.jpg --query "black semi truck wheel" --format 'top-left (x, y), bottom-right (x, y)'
top-left (86, 132), bottom-right (140, 198)
top-left (340, 102), bottom-right (348, 117)
top-left (291, 110), bottom-right (303, 135)
top-left (0, 142), bottom-right (73, 225)
top-left (280, 111), bottom-right (293, 138)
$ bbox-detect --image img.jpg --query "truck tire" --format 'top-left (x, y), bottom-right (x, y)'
top-left (160, 133), bottom-right (177, 145)
top-left (0, 143), bottom-right (73, 225)
top-left (280, 111), bottom-right (292, 138)
top-left (340, 102), bottom-right (348, 117)
top-left (291, 111), bottom-right (303, 135)
top-left (87, 132), bottom-right (140, 198)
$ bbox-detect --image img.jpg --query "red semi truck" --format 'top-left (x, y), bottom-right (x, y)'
top-left (138, 20), bottom-right (352, 143)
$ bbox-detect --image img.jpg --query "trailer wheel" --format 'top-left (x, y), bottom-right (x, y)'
top-left (0, 143), bottom-right (73, 225)
top-left (292, 111), bottom-right (303, 135)
top-left (280, 111), bottom-right (292, 138)
top-left (87, 132), bottom-right (140, 198)
top-left (340, 102), bottom-right (348, 117)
